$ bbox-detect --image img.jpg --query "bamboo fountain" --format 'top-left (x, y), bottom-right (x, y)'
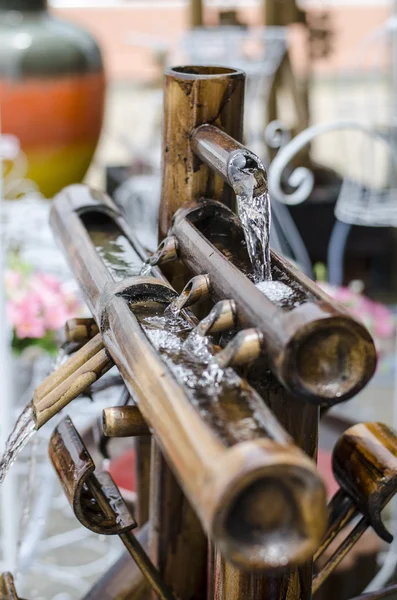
top-left (1, 66), bottom-right (396, 600)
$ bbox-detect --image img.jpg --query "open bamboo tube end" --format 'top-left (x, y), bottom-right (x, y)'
top-left (204, 440), bottom-right (327, 570)
top-left (278, 307), bottom-right (377, 404)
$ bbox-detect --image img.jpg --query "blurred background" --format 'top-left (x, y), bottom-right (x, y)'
top-left (2, 0), bottom-right (397, 598)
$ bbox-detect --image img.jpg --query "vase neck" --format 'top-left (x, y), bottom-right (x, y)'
top-left (0, 0), bottom-right (47, 10)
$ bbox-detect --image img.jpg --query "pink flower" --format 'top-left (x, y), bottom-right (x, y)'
top-left (44, 303), bottom-right (68, 330)
top-left (16, 319), bottom-right (46, 340)
top-left (8, 297), bottom-right (46, 339)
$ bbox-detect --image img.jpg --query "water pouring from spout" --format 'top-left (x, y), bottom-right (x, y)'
top-left (228, 152), bottom-right (272, 282)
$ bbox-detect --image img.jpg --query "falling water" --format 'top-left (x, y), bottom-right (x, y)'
top-left (0, 402), bottom-right (35, 484)
top-left (0, 347), bottom-right (67, 485)
top-left (228, 153), bottom-right (272, 282)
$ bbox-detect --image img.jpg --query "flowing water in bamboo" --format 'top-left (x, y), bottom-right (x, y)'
top-left (0, 348), bottom-right (66, 484)
top-left (136, 306), bottom-right (285, 447)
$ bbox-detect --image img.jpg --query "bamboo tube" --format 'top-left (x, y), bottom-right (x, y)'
top-left (103, 406), bottom-right (150, 437)
top-left (171, 199), bottom-right (376, 405)
top-left (65, 317), bottom-right (99, 344)
top-left (159, 66), bottom-right (245, 239)
top-left (47, 185), bottom-right (327, 571)
top-left (34, 347), bottom-right (113, 429)
top-left (157, 64), bottom-right (245, 593)
top-left (34, 333), bottom-right (104, 402)
top-left (191, 124), bottom-right (267, 194)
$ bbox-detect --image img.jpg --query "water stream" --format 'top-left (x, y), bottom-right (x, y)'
top-left (0, 348), bottom-right (67, 485)
top-left (0, 402), bottom-right (35, 485)
top-left (228, 154), bottom-right (272, 282)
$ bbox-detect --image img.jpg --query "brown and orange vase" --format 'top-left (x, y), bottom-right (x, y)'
top-left (0, 0), bottom-right (106, 198)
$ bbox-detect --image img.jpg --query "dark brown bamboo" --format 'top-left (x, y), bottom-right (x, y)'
top-left (171, 199), bottom-right (376, 405)
top-left (332, 422), bottom-right (397, 542)
top-left (149, 442), bottom-right (208, 600)
top-left (47, 185), bottom-right (327, 573)
top-left (159, 66), bottom-right (245, 239)
top-left (136, 436), bottom-right (152, 525)
top-left (313, 422), bottom-right (397, 594)
top-left (49, 416), bottom-right (175, 600)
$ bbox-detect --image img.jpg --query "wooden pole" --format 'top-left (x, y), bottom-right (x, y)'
top-left (149, 443), bottom-right (208, 600)
top-left (190, 0), bottom-right (203, 29)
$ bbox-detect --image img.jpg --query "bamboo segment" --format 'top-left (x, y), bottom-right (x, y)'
top-left (171, 199), bottom-right (377, 405)
top-left (34, 347), bottom-right (113, 428)
top-left (103, 406), bottom-right (151, 437)
top-left (34, 333), bottom-right (104, 401)
top-left (312, 517), bottom-right (368, 594)
top-left (191, 124), bottom-right (267, 195)
top-left (159, 66), bottom-right (245, 239)
top-left (65, 317), bottom-right (99, 344)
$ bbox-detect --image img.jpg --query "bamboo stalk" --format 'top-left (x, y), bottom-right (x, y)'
top-left (34, 346), bottom-right (113, 428)
top-left (34, 333), bottom-right (104, 401)
top-left (159, 66), bottom-right (245, 239)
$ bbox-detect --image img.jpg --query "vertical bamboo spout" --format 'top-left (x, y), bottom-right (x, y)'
top-left (159, 65), bottom-right (245, 239)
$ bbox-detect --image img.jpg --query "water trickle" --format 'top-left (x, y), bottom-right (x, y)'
top-left (140, 248), bottom-right (163, 276)
top-left (166, 294), bottom-right (186, 317)
top-left (0, 402), bottom-right (36, 485)
top-left (228, 153), bottom-right (272, 282)
top-left (140, 262), bottom-right (153, 276)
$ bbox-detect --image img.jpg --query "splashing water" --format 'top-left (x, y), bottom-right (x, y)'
top-left (0, 402), bottom-right (36, 485)
top-left (0, 347), bottom-right (68, 485)
top-left (135, 306), bottom-right (286, 447)
top-left (256, 281), bottom-right (297, 308)
top-left (228, 153), bottom-right (272, 282)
